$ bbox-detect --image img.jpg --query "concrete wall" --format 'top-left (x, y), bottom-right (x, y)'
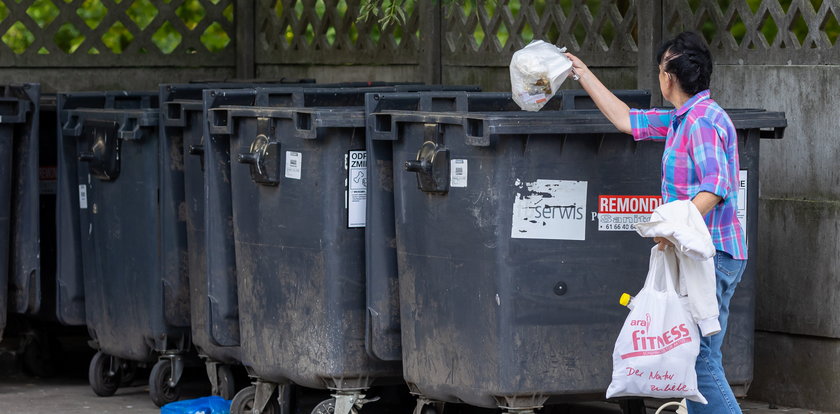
top-left (256, 64), bottom-right (425, 85)
top-left (0, 68), bottom-right (237, 93)
top-left (256, 64), bottom-right (639, 93)
top-left (442, 66), bottom-right (638, 92)
top-left (713, 65), bottom-right (840, 411)
top-left (0, 64), bottom-right (639, 95)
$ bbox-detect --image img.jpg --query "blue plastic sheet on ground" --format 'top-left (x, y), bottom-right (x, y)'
top-left (160, 396), bottom-right (231, 414)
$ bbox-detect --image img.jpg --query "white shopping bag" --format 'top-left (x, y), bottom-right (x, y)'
top-left (509, 40), bottom-right (573, 111)
top-left (606, 246), bottom-right (707, 404)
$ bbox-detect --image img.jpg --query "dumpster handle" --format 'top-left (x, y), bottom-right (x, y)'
top-left (117, 117), bottom-right (143, 140)
top-left (464, 118), bottom-right (489, 147)
top-left (188, 145), bottom-right (204, 156)
top-left (760, 127), bottom-right (785, 139)
top-left (78, 151), bottom-right (96, 162)
top-left (373, 114), bottom-right (392, 133)
top-left (294, 111), bottom-right (317, 139)
top-left (208, 108), bottom-right (234, 135)
top-left (0, 98), bottom-right (27, 123)
top-left (257, 91), bottom-right (301, 108)
top-left (418, 95), bottom-right (463, 112)
top-left (62, 115), bottom-right (84, 137)
top-left (164, 102), bottom-right (187, 127)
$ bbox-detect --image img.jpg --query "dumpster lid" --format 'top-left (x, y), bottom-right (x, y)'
top-left (62, 107), bottom-right (159, 141)
top-left (208, 106), bottom-right (364, 138)
top-left (0, 97), bottom-right (30, 124)
top-left (58, 91), bottom-right (159, 112)
top-left (372, 108), bottom-right (786, 146)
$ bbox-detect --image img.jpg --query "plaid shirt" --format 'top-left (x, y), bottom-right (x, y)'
top-left (630, 90), bottom-right (746, 260)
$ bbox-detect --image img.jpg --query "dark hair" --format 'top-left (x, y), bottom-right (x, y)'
top-left (656, 32), bottom-right (713, 96)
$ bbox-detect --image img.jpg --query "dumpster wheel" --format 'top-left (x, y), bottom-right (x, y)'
top-left (88, 351), bottom-right (121, 397)
top-left (149, 358), bottom-right (181, 407)
top-left (216, 364), bottom-right (236, 400)
top-left (619, 398), bottom-right (647, 414)
top-left (313, 398), bottom-right (340, 414)
top-left (119, 361), bottom-right (137, 387)
top-left (231, 385), bottom-right (281, 414)
top-left (420, 405), bottom-right (438, 414)
top-left (21, 329), bottom-right (61, 378)
top-left (312, 397), bottom-right (366, 414)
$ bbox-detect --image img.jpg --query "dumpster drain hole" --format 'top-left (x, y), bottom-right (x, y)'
top-left (553, 282), bottom-right (567, 296)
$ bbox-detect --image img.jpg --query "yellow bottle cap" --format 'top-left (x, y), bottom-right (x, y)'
top-left (619, 293), bottom-right (632, 307)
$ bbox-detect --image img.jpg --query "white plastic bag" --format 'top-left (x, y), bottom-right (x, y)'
top-left (509, 40), bottom-right (573, 111)
top-left (606, 246), bottom-right (707, 404)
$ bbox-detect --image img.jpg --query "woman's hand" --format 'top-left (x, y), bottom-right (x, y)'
top-left (561, 52), bottom-right (631, 134)
top-left (653, 237), bottom-right (674, 251)
top-left (564, 52), bottom-right (589, 80)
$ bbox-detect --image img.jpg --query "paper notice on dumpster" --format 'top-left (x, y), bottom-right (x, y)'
top-left (285, 151), bottom-right (302, 179)
top-left (737, 170), bottom-right (747, 231)
top-left (511, 179), bottom-right (587, 240)
top-left (597, 195), bottom-right (662, 231)
top-left (347, 150), bottom-right (367, 228)
top-left (78, 184), bottom-right (88, 209)
top-left (450, 159), bottom-right (468, 188)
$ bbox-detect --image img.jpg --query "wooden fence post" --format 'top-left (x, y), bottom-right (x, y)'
top-left (637, 0), bottom-right (663, 106)
top-left (420, 0), bottom-right (443, 85)
top-left (237, 0), bottom-right (256, 79)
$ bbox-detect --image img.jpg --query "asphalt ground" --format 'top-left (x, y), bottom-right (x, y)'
top-left (0, 335), bottom-right (833, 414)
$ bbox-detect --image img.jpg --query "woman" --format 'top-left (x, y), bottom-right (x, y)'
top-left (565, 32), bottom-right (746, 414)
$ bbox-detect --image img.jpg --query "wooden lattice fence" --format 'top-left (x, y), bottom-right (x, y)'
top-left (0, 0), bottom-right (235, 68)
top-left (0, 1), bottom-right (836, 87)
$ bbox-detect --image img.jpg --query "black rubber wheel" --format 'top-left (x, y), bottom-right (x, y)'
top-left (119, 361), bottom-right (137, 386)
top-left (312, 398), bottom-right (336, 414)
top-left (88, 351), bottom-right (120, 397)
top-left (619, 398), bottom-right (648, 414)
top-left (231, 385), bottom-right (281, 414)
top-left (216, 364), bottom-right (236, 400)
top-left (149, 359), bottom-right (181, 407)
top-left (21, 331), bottom-right (61, 378)
top-left (420, 405), bottom-right (438, 414)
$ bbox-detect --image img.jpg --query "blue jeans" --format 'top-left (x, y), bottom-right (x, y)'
top-left (687, 251), bottom-right (746, 414)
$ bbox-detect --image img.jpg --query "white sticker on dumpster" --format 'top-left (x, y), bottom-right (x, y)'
top-left (511, 179), bottom-right (587, 240)
top-left (737, 170), bottom-right (747, 231)
top-left (285, 151), bottom-right (302, 179)
top-left (347, 150), bottom-right (367, 228)
top-left (450, 159), bottom-right (468, 188)
top-left (597, 195), bottom-right (662, 231)
top-left (78, 185), bottom-right (88, 209)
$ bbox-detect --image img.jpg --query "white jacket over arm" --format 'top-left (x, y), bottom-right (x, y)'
top-left (635, 200), bottom-right (721, 337)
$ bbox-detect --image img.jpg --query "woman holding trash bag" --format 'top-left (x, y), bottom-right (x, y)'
top-left (564, 31), bottom-right (746, 414)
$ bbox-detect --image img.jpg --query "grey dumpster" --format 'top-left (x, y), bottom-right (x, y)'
top-left (58, 91), bottom-right (190, 407)
top-left (165, 82), bottom-right (431, 402)
top-left (163, 80), bottom-right (331, 400)
top-left (0, 84), bottom-right (39, 340)
top-left (14, 93), bottom-right (92, 379)
top-left (7, 84), bottom-right (41, 318)
top-left (207, 85), bottom-right (479, 414)
top-left (368, 95), bottom-right (785, 412)
top-left (363, 90), bottom-right (653, 365)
